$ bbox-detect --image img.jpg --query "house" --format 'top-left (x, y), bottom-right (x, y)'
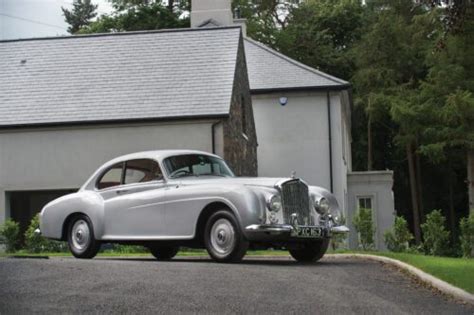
top-left (0, 0), bottom-right (395, 250)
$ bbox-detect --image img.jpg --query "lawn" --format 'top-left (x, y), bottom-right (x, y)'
top-left (366, 252), bottom-right (474, 294)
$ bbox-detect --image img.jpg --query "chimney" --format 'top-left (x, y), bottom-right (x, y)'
top-left (190, 0), bottom-right (233, 27)
top-left (191, 0), bottom-right (247, 36)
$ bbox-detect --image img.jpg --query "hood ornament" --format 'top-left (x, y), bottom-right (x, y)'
top-left (291, 171), bottom-right (296, 179)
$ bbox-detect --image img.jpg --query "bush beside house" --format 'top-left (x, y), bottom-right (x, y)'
top-left (353, 208), bottom-right (375, 250)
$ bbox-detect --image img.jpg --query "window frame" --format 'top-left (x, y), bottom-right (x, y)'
top-left (96, 162), bottom-right (125, 191)
top-left (95, 158), bottom-right (164, 191)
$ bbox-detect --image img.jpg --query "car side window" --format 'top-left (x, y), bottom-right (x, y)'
top-left (124, 159), bottom-right (162, 185)
top-left (97, 162), bottom-right (124, 190)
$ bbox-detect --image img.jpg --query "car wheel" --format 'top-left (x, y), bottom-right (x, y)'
top-left (67, 214), bottom-right (101, 259)
top-left (149, 246), bottom-right (179, 261)
top-left (289, 238), bottom-right (330, 263)
top-left (204, 210), bottom-right (248, 263)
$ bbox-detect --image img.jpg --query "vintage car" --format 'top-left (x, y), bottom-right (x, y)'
top-left (39, 150), bottom-right (348, 263)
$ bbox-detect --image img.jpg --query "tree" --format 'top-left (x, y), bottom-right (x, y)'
top-left (79, 2), bottom-right (189, 34)
top-left (62, 0), bottom-right (98, 34)
top-left (275, 0), bottom-right (365, 80)
top-left (351, 0), bottom-right (436, 243)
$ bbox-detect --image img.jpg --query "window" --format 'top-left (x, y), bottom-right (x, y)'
top-left (97, 162), bottom-right (123, 190)
top-left (163, 154), bottom-right (234, 178)
top-left (357, 197), bottom-right (373, 210)
top-left (124, 159), bottom-right (162, 185)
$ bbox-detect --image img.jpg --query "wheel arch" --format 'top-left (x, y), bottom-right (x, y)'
top-left (194, 201), bottom-right (240, 246)
top-left (61, 212), bottom-right (92, 241)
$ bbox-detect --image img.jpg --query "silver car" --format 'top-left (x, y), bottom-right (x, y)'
top-left (39, 150), bottom-right (348, 263)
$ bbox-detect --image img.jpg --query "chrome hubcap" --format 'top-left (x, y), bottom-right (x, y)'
top-left (71, 219), bottom-right (90, 252)
top-left (210, 218), bottom-right (235, 255)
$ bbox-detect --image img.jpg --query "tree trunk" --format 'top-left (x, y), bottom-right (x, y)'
top-left (407, 143), bottom-right (421, 244)
top-left (415, 149), bottom-right (424, 222)
top-left (468, 150), bottom-right (474, 214)
top-left (367, 99), bottom-right (373, 171)
top-left (448, 164), bottom-right (456, 241)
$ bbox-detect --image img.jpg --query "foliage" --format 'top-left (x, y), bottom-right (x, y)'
top-left (24, 214), bottom-right (67, 253)
top-left (79, 2), bottom-right (188, 34)
top-left (62, 0), bottom-right (98, 34)
top-left (421, 210), bottom-right (451, 256)
top-left (353, 208), bottom-right (375, 250)
top-left (275, 0), bottom-right (365, 80)
top-left (0, 219), bottom-right (20, 253)
top-left (459, 212), bottom-right (474, 258)
top-left (384, 216), bottom-right (414, 252)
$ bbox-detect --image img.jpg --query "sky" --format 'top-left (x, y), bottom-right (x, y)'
top-left (0, 0), bottom-right (113, 40)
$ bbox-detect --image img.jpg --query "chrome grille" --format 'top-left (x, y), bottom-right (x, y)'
top-left (281, 180), bottom-right (311, 225)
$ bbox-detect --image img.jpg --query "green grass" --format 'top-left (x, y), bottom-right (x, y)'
top-left (366, 252), bottom-right (474, 294)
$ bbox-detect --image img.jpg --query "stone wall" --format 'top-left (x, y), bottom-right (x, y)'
top-left (223, 33), bottom-right (258, 176)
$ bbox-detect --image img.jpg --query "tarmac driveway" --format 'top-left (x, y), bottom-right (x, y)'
top-left (0, 256), bottom-right (471, 314)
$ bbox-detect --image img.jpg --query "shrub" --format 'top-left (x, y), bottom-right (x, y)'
top-left (421, 210), bottom-right (450, 256)
top-left (459, 212), bottom-right (474, 258)
top-left (330, 215), bottom-right (347, 250)
top-left (0, 218), bottom-right (20, 253)
top-left (384, 216), bottom-right (413, 252)
top-left (24, 214), bottom-right (67, 253)
top-left (353, 208), bottom-right (375, 250)
top-left (103, 244), bottom-right (148, 254)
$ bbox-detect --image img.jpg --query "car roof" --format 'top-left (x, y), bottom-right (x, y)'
top-left (106, 150), bottom-right (221, 165)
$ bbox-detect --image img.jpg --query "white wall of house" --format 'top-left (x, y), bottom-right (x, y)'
top-left (251, 90), bottom-right (351, 216)
top-left (347, 171), bottom-right (395, 250)
top-left (0, 120), bottom-right (221, 223)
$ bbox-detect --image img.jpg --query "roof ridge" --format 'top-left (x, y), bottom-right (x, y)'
top-left (0, 25), bottom-right (241, 44)
top-left (244, 37), bottom-right (348, 86)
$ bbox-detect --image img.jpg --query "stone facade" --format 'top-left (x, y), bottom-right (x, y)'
top-left (223, 34), bottom-right (258, 176)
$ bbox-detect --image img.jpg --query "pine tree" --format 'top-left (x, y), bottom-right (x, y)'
top-left (62, 0), bottom-right (98, 34)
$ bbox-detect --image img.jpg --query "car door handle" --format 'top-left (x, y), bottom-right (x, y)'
top-left (116, 189), bottom-right (129, 194)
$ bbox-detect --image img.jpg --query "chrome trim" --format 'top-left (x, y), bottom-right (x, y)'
top-left (245, 224), bottom-right (293, 234)
top-left (330, 225), bottom-right (349, 234)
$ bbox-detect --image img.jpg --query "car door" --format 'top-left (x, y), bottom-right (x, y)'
top-left (97, 159), bottom-right (168, 240)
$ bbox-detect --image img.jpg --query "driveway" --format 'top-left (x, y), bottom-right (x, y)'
top-left (0, 256), bottom-right (471, 314)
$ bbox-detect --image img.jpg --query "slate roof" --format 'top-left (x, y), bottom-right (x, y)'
top-left (244, 38), bottom-right (349, 92)
top-left (0, 27), bottom-right (241, 127)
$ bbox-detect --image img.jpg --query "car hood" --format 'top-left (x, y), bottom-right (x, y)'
top-left (171, 176), bottom-right (288, 188)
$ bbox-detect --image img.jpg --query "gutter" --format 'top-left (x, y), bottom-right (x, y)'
top-left (327, 92), bottom-right (333, 193)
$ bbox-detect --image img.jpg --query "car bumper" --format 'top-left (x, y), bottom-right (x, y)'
top-left (244, 224), bottom-right (349, 241)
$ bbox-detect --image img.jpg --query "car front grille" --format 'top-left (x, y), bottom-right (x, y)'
top-left (281, 180), bottom-right (311, 225)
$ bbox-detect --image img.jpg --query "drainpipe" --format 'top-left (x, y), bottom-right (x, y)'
top-left (327, 92), bottom-right (333, 193)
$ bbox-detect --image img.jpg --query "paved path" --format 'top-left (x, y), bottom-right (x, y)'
top-left (0, 256), bottom-right (472, 314)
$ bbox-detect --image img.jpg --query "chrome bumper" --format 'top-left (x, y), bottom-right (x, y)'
top-left (245, 224), bottom-right (349, 235)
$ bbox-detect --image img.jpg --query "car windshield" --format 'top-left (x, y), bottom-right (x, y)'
top-left (163, 154), bottom-right (235, 178)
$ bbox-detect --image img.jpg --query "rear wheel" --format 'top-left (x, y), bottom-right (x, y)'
top-left (204, 210), bottom-right (248, 263)
top-left (289, 238), bottom-right (329, 263)
top-left (149, 246), bottom-right (179, 261)
top-left (67, 214), bottom-right (101, 259)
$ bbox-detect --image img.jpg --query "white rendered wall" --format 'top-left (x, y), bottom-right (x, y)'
top-left (251, 91), bottom-right (348, 213)
top-left (0, 120), bottom-right (219, 223)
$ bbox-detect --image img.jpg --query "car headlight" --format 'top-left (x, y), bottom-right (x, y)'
top-left (266, 194), bottom-right (282, 212)
top-left (315, 197), bottom-right (330, 215)
top-left (329, 209), bottom-right (342, 225)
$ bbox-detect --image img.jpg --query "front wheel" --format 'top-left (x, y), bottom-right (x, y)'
top-left (204, 210), bottom-right (249, 263)
top-left (67, 214), bottom-right (101, 259)
top-left (289, 238), bottom-right (329, 263)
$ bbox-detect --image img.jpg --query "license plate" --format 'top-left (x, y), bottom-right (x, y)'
top-left (292, 226), bottom-right (322, 238)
